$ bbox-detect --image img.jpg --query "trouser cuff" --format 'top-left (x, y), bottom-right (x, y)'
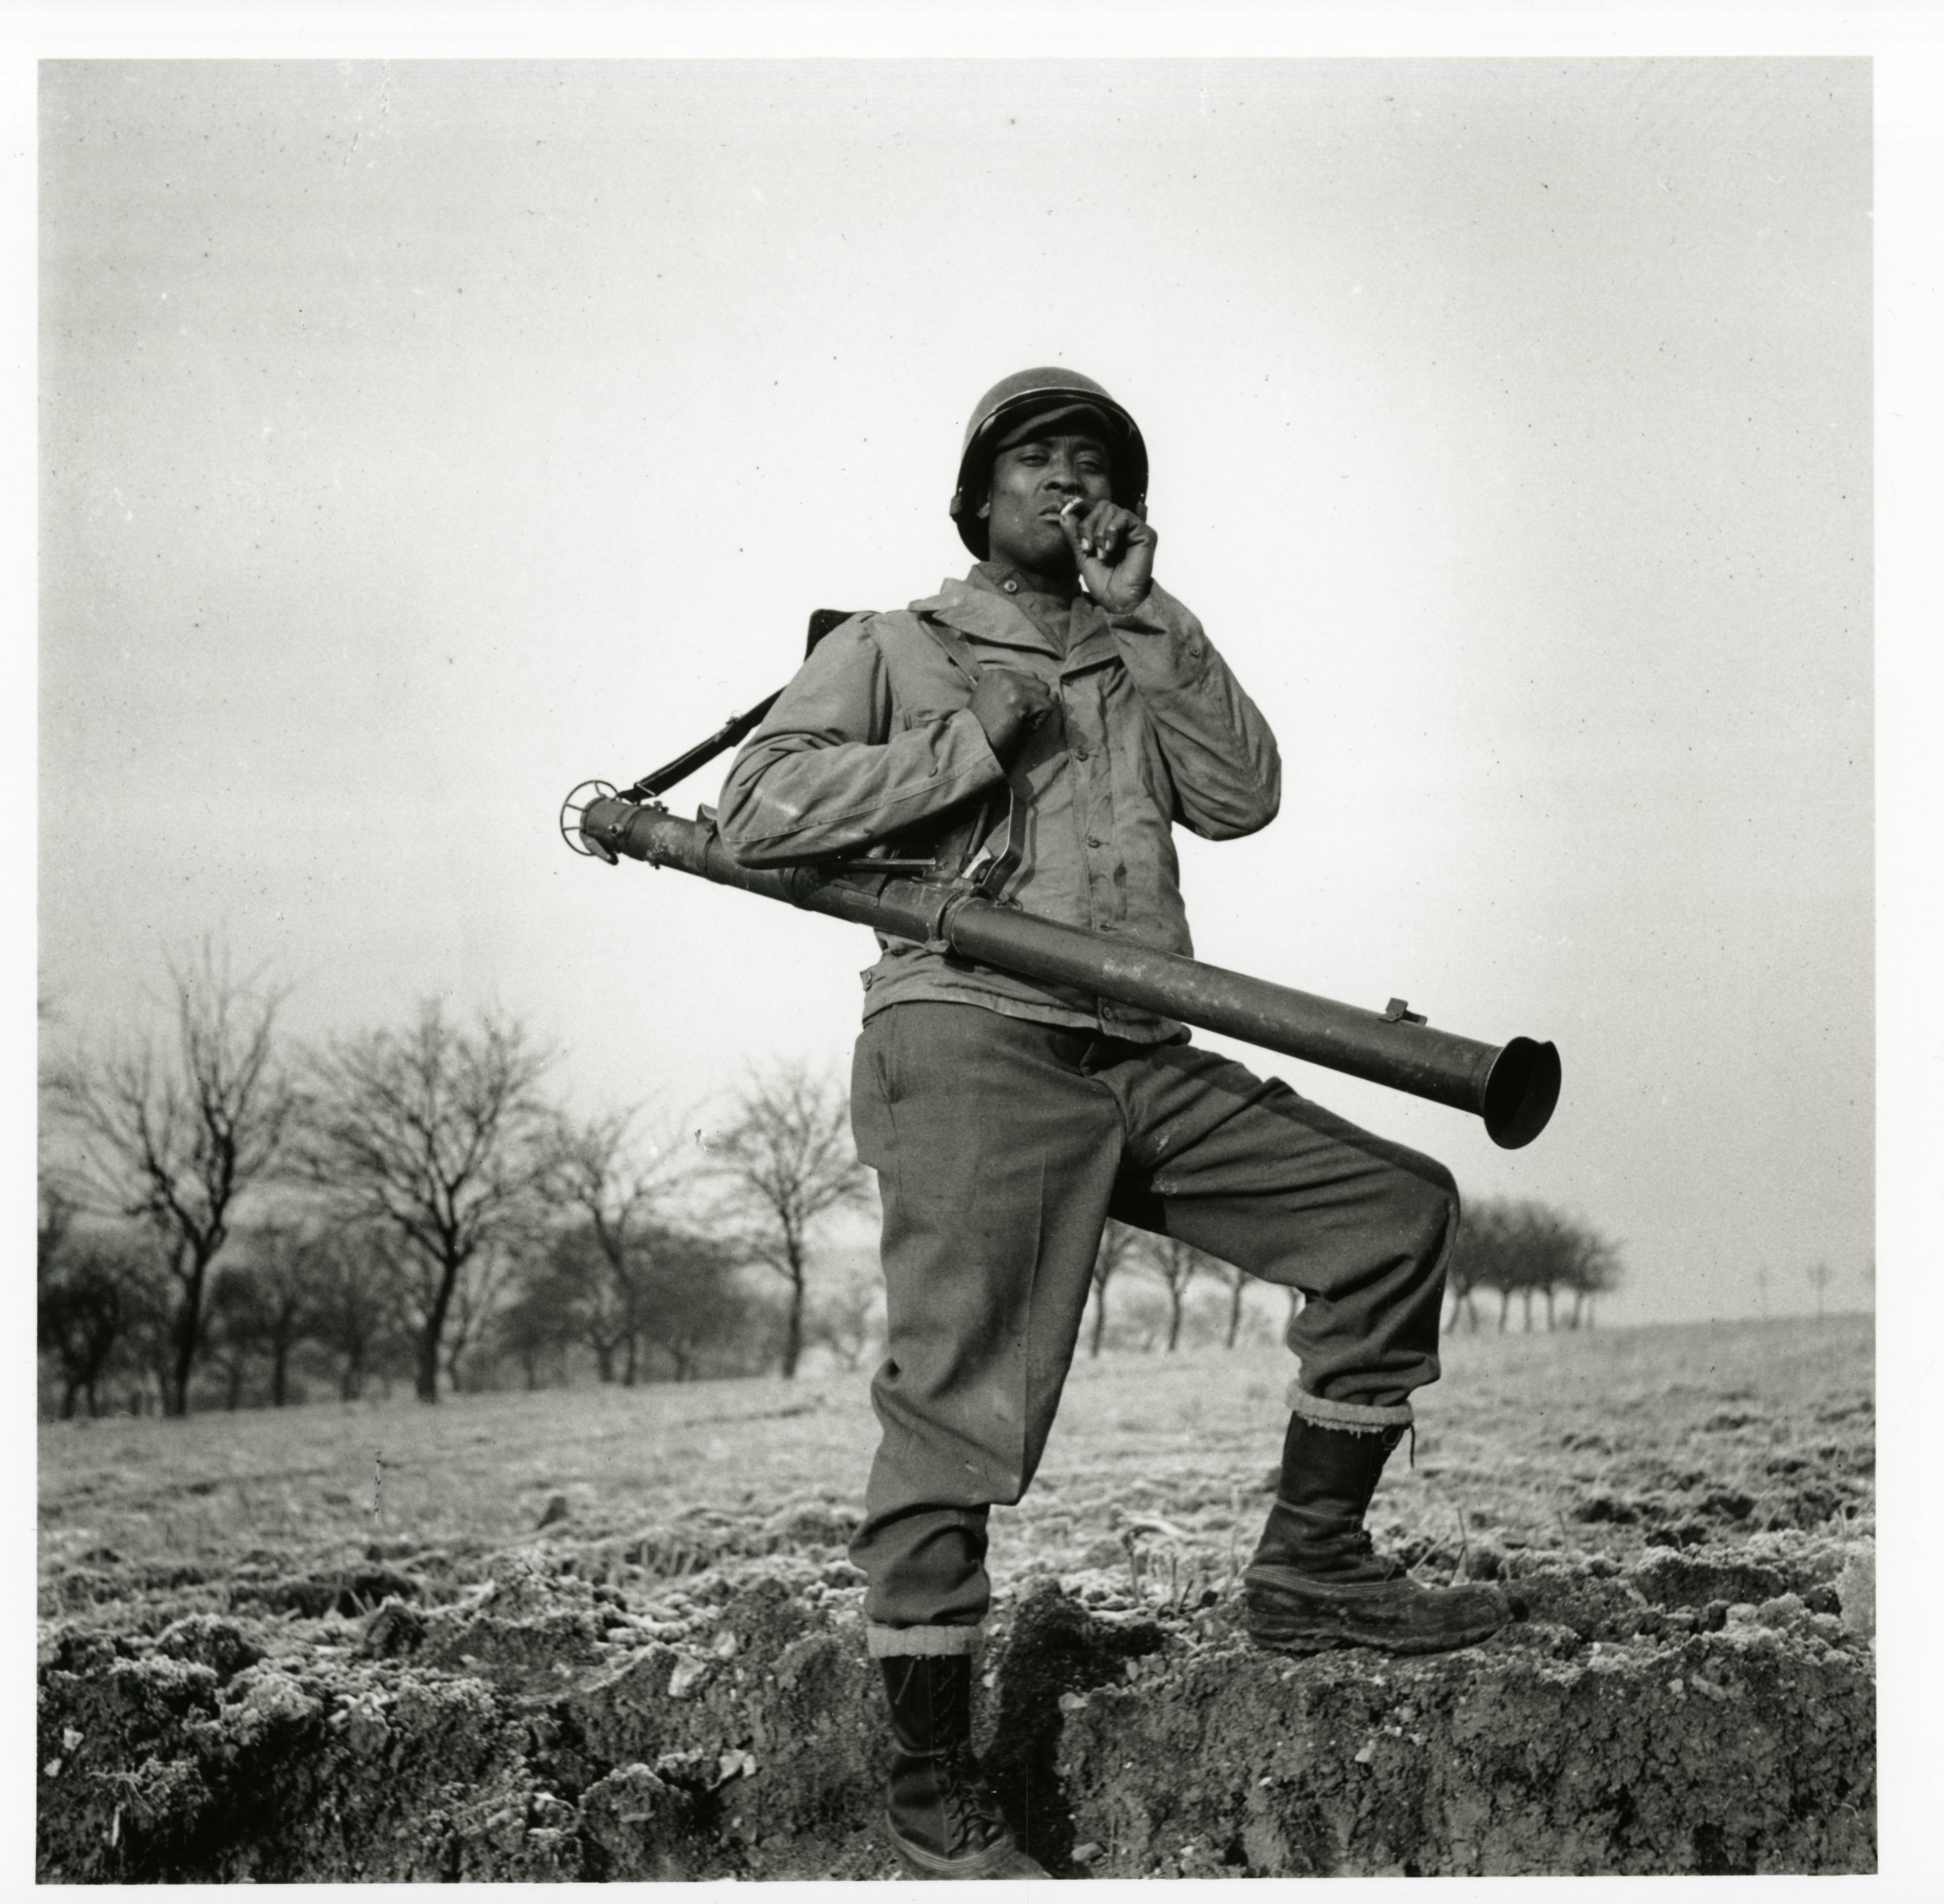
top-left (867, 1622), bottom-right (982, 1658)
top-left (1286, 1384), bottom-right (1414, 1432)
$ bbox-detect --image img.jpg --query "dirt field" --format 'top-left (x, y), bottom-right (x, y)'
top-left (37, 1313), bottom-right (1874, 1879)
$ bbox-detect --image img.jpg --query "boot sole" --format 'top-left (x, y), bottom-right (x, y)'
top-left (886, 1814), bottom-right (1047, 1880)
top-left (1245, 1618), bottom-right (1503, 1657)
top-left (1242, 1567), bottom-right (1510, 1657)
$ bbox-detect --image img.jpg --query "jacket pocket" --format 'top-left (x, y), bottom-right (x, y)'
top-left (896, 704), bottom-right (963, 731)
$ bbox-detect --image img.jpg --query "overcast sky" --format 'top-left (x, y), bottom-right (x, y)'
top-left (38, 56), bottom-right (1872, 1326)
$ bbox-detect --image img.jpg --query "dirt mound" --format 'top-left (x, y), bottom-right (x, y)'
top-left (36, 1533), bottom-right (1872, 1880)
top-left (1059, 1557), bottom-right (1872, 1877)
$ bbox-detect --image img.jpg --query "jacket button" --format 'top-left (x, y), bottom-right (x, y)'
top-left (1071, 744), bottom-right (1089, 760)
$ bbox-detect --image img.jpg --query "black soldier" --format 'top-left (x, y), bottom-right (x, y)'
top-left (717, 369), bottom-right (1510, 1879)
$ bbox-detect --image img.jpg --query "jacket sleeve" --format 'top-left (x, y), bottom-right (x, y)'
top-left (714, 617), bottom-right (1007, 867)
top-left (1107, 582), bottom-right (1282, 840)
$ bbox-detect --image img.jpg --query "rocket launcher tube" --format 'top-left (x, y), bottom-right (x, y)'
top-left (573, 797), bottom-right (1560, 1150)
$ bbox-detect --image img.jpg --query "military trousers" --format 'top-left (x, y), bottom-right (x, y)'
top-left (845, 1001), bottom-right (1460, 1650)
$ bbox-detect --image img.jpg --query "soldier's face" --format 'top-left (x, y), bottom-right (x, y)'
top-left (980, 432), bottom-right (1114, 572)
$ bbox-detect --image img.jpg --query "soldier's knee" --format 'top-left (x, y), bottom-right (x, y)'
top-left (1380, 1150), bottom-right (1460, 1257)
top-left (1429, 1160), bottom-right (1461, 1228)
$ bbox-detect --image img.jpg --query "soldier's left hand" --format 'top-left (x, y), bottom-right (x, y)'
top-left (1059, 499), bottom-right (1156, 614)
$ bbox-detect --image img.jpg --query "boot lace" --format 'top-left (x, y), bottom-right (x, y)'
top-left (1302, 1520), bottom-right (1409, 1582)
top-left (1343, 1528), bottom-right (1409, 1581)
top-left (936, 1746), bottom-right (1010, 1855)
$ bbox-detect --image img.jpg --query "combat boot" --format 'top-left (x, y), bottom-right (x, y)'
top-left (1242, 1415), bottom-right (1510, 1656)
top-left (878, 1653), bottom-right (1046, 1879)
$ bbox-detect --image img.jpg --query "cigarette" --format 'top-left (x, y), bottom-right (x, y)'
top-left (1060, 499), bottom-right (1084, 522)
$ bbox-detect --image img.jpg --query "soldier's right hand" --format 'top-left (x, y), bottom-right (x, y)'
top-left (968, 668), bottom-right (1056, 763)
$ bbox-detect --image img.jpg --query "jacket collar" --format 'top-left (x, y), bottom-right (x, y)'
top-left (908, 575), bottom-right (1058, 657)
top-left (907, 573), bottom-right (1119, 674)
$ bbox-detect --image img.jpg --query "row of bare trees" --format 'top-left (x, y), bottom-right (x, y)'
top-left (39, 948), bottom-right (1631, 1417)
top-left (1084, 1222), bottom-right (1261, 1355)
top-left (43, 949), bottom-right (299, 1417)
top-left (1443, 1199), bottom-right (1624, 1331)
top-left (1083, 1199), bottom-right (1629, 1350)
top-left (38, 947), bottom-right (869, 1417)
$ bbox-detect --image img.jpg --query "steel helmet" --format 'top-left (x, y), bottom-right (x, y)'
top-left (948, 368), bottom-right (1148, 559)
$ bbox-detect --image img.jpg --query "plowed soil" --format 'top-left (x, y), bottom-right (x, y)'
top-left (37, 1314), bottom-right (1873, 1879)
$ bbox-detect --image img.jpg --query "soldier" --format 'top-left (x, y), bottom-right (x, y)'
top-left (717, 369), bottom-right (1509, 1879)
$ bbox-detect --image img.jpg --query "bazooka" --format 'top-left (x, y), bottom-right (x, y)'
top-left (562, 788), bottom-right (1560, 1149)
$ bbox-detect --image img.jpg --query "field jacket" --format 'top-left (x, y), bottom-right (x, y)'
top-left (715, 566), bottom-right (1281, 1040)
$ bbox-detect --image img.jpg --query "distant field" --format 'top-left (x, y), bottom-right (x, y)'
top-left (41, 1313), bottom-right (1873, 1615)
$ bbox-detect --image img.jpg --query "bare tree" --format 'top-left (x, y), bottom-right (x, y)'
top-left (1215, 1260), bottom-right (1250, 1349)
top-left (806, 1261), bottom-right (885, 1372)
top-left (103, 1258), bottom-right (179, 1415)
top-left (547, 1108), bottom-right (686, 1385)
top-left (38, 1169), bottom-right (78, 1278)
top-left (202, 1266), bottom-right (262, 1410)
top-left (1561, 1224), bottom-right (1623, 1328)
top-left (497, 1248), bottom-right (586, 1389)
top-left (1448, 1200), bottom-right (1624, 1333)
top-left (38, 1229), bottom-right (163, 1420)
top-left (39, 1253), bottom-right (124, 1419)
top-left (1806, 1259), bottom-right (1832, 1321)
top-left (507, 1218), bottom-right (760, 1387)
top-left (1087, 1220), bottom-right (1144, 1357)
top-left (710, 1063), bottom-right (868, 1378)
top-left (307, 1224), bottom-right (404, 1401)
top-left (45, 945), bottom-right (297, 1416)
top-left (212, 1223), bottom-right (320, 1406)
top-left (638, 1224), bottom-right (763, 1381)
top-left (1445, 1202), bottom-right (1536, 1333)
top-left (1132, 1230), bottom-right (1214, 1352)
top-left (295, 1001), bottom-right (556, 1402)
top-left (1445, 1249), bottom-right (1485, 1333)
top-left (542, 1226), bottom-right (634, 1382)
top-left (441, 1240), bottom-right (520, 1394)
